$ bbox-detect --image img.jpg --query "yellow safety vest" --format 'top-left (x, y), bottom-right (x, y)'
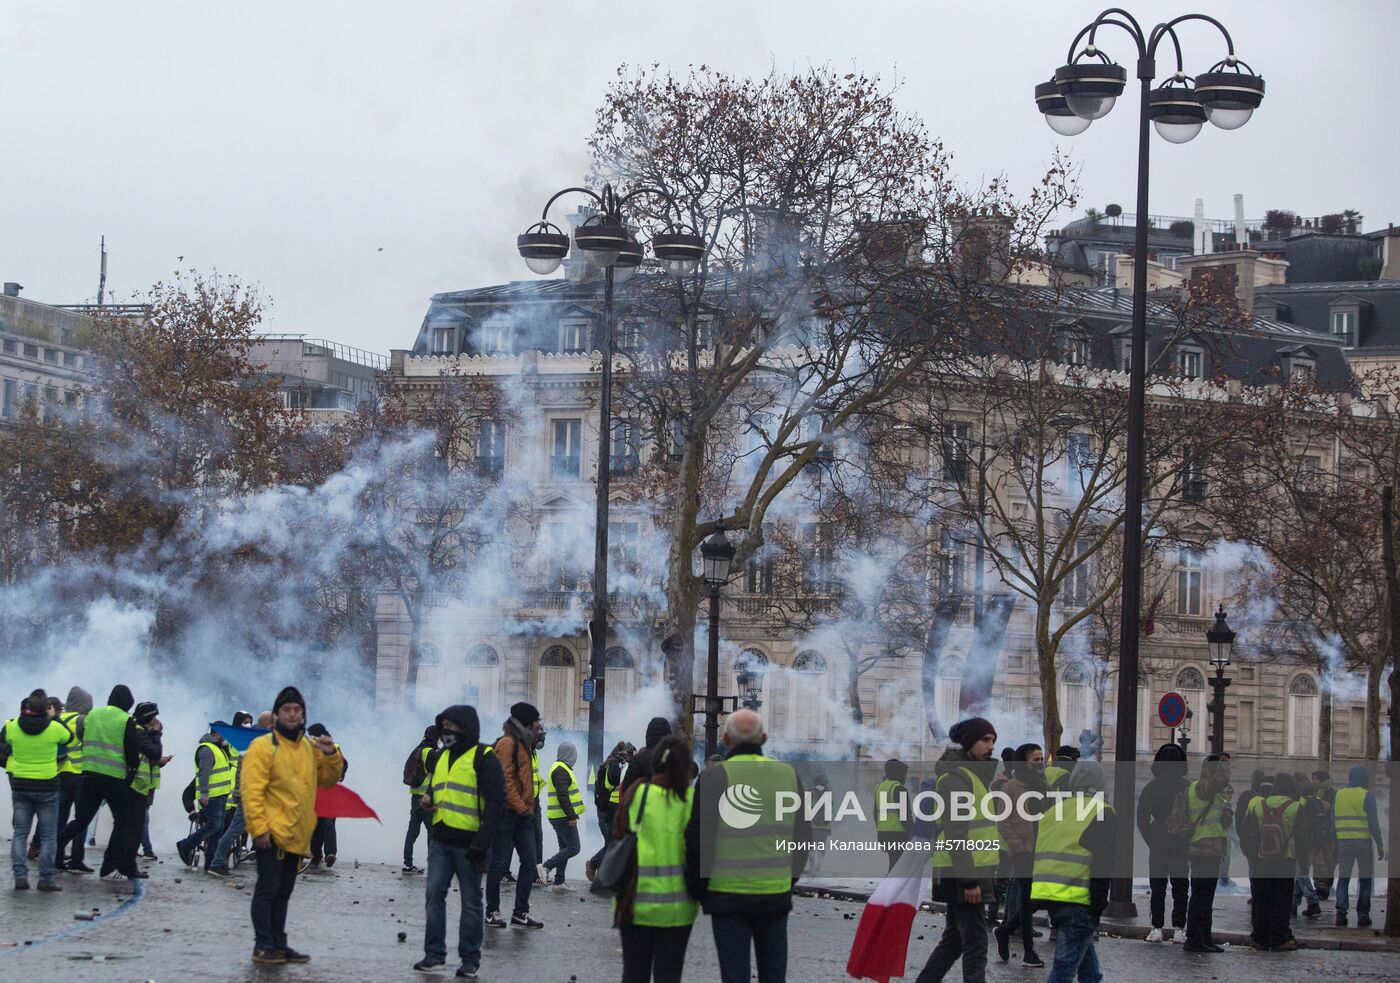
top-left (130, 725), bottom-right (161, 795)
top-left (1030, 799), bottom-right (1109, 904)
top-left (57, 711), bottom-right (83, 774)
top-left (603, 764), bottom-right (623, 805)
top-left (623, 785), bottom-right (698, 928)
top-left (2, 718), bottom-right (71, 781)
top-left (1333, 787), bottom-right (1370, 841)
top-left (1043, 765), bottom-right (1070, 790)
top-left (931, 766), bottom-right (1001, 875)
top-left (1246, 794), bottom-right (1302, 859)
top-left (531, 751), bottom-right (546, 802)
top-left (875, 778), bottom-right (906, 833)
top-left (81, 705), bottom-right (130, 780)
top-left (197, 741), bottom-right (234, 799)
top-left (546, 761), bottom-right (585, 820)
top-left (1186, 781), bottom-right (1226, 847)
top-left (709, 754), bottom-right (800, 896)
top-left (429, 746), bottom-right (494, 833)
top-left (224, 746), bottom-right (241, 809)
top-left (411, 746), bottom-right (431, 796)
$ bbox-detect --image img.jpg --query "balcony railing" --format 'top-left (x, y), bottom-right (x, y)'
top-left (549, 455), bottom-right (580, 479)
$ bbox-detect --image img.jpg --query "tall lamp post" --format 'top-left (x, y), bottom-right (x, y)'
top-left (1206, 604), bottom-right (1236, 756)
top-left (517, 185), bottom-right (705, 777)
top-left (697, 525), bottom-right (737, 758)
top-left (1035, 8), bottom-right (1264, 918)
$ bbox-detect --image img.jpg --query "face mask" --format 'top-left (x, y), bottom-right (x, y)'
top-left (440, 732), bottom-right (459, 748)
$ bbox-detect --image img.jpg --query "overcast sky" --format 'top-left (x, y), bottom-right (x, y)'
top-left (2, 1), bottom-right (1397, 354)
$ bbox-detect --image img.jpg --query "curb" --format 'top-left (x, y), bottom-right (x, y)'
top-left (793, 885), bottom-right (1399, 954)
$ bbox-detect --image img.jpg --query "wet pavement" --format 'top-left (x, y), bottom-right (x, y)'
top-left (3, 856), bottom-right (1398, 981)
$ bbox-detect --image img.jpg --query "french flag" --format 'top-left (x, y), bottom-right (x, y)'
top-left (846, 844), bottom-right (933, 982)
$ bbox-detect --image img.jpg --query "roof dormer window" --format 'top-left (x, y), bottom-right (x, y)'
top-left (1328, 296), bottom-right (1364, 346)
top-left (1176, 347), bottom-right (1204, 381)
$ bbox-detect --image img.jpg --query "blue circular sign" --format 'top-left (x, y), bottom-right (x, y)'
top-left (1158, 692), bottom-right (1186, 728)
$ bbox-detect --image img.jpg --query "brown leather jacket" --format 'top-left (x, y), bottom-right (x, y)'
top-left (494, 720), bottom-right (536, 816)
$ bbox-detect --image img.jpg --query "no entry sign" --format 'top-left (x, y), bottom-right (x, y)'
top-left (1158, 691), bottom-right (1187, 728)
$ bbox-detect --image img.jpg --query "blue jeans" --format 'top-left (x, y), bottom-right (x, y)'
top-left (404, 796), bottom-right (425, 867)
top-left (211, 804), bottom-right (246, 868)
top-left (141, 806), bottom-right (154, 854)
top-left (181, 795), bottom-right (229, 866)
top-left (1335, 840), bottom-right (1374, 916)
top-left (11, 788), bottom-right (59, 882)
top-left (1291, 873), bottom-right (1318, 906)
top-left (543, 818), bottom-right (581, 882)
top-left (712, 911), bottom-right (788, 983)
top-left (1047, 906), bottom-right (1102, 983)
top-left (486, 811), bottom-right (536, 916)
top-left (425, 837), bottom-right (485, 970)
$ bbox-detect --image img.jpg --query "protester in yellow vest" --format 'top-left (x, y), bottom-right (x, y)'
top-left (1166, 753), bottom-right (1233, 953)
top-left (538, 740), bottom-right (584, 890)
top-left (1241, 772), bottom-right (1303, 952)
top-left (52, 686), bottom-right (94, 871)
top-left (414, 703), bottom-right (505, 978)
top-left (178, 725), bottom-right (235, 871)
top-left (613, 734), bottom-right (698, 981)
top-left (1031, 761), bottom-right (1117, 979)
top-left (3, 688), bottom-right (75, 891)
top-left (875, 757), bottom-right (911, 870)
top-left (1333, 764), bottom-right (1385, 927)
top-left (126, 703), bottom-right (169, 873)
top-left (241, 686), bottom-right (345, 965)
top-left (402, 724), bottom-right (438, 874)
top-left (585, 739), bottom-right (634, 882)
top-left (916, 716), bottom-right (1001, 982)
top-left (686, 708), bottom-right (810, 983)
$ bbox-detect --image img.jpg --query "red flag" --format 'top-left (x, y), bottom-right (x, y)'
top-left (847, 846), bottom-right (932, 982)
top-left (315, 784), bottom-right (381, 823)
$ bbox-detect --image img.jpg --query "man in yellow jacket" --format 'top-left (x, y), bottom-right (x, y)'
top-left (240, 687), bottom-right (344, 966)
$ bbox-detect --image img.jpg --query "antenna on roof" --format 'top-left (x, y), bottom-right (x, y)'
top-left (97, 235), bottom-right (108, 307)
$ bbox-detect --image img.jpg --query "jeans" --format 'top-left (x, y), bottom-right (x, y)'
top-left (212, 804), bottom-right (246, 868)
top-left (11, 788), bottom-right (59, 882)
top-left (1292, 872), bottom-right (1318, 906)
top-left (1250, 861), bottom-right (1295, 948)
top-left (1335, 840), bottom-right (1374, 916)
top-left (140, 803), bottom-right (154, 854)
top-left (713, 910), bottom-right (788, 983)
top-left (621, 922), bottom-right (693, 983)
top-left (486, 811), bottom-right (536, 915)
top-left (1185, 855), bottom-right (1220, 947)
top-left (122, 790), bottom-right (147, 873)
top-left (997, 877), bottom-right (1037, 954)
top-left (56, 773), bottom-right (81, 864)
top-left (1046, 906), bottom-right (1102, 983)
top-left (404, 796), bottom-right (425, 867)
top-left (251, 847), bottom-right (301, 952)
top-left (589, 804), bottom-right (616, 869)
top-left (311, 818), bottom-right (337, 862)
top-left (57, 773), bottom-right (131, 874)
top-left (424, 837), bottom-right (485, 970)
top-left (543, 818), bottom-right (581, 882)
top-left (916, 900), bottom-right (987, 983)
top-left (181, 795), bottom-right (229, 866)
top-left (1148, 876), bottom-right (1188, 929)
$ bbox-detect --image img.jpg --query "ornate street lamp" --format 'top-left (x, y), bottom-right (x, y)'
top-left (1206, 604), bottom-right (1236, 757)
top-left (1035, 7), bottom-right (1262, 919)
top-left (516, 181), bottom-right (707, 778)
top-left (699, 524), bottom-right (737, 757)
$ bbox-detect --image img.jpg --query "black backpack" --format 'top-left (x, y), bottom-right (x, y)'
top-left (404, 745), bottom-right (428, 788)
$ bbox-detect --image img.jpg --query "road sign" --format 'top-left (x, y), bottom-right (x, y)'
top-left (582, 678), bottom-right (596, 703)
top-left (1158, 691), bottom-right (1186, 728)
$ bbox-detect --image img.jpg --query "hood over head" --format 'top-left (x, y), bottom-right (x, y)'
top-left (1348, 764), bottom-right (1371, 788)
top-left (1068, 760), bottom-right (1106, 796)
top-left (133, 702), bottom-right (158, 726)
top-left (1272, 772), bottom-right (1301, 799)
top-left (66, 687), bottom-right (93, 715)
top-left (107, 684), bottom-right (134, 712)
top-left (1151, 742), bottom-right (1188, 778)
top-left (434, 705), bottom-right (480, 747)
top-left (884, 758), bottom-right (908, 781)
top-left (644, 716), bottom-right (673, 749)
top-left (556, 741), bottom-right (578, 768)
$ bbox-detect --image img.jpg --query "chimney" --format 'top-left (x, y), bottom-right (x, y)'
top-left (1381, 226), bottom-right (1400, 281)
top-left (2, 282), bottom-right (21, 297)
top-left (1233, 193), bottom-right (1248, 249)
top-left (1194, 199), bottom-right (1212, 254)
top-left (748, 207), bottom-right (804, 272)
top-left (852, 217), bottom-right (927, 268)
top-left (1176, 250), bottom-right (1259, 314)
top-left (950, 209), bottom-right (1014, 282)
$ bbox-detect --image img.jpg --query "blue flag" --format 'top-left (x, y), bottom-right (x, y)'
top-left (211, 722), bottom-right (269, 752)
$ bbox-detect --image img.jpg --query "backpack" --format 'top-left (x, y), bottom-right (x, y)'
top-left (403, 745), bottom-right (428, 788)
top-left (1256, 800), bottom-right (1292, 859)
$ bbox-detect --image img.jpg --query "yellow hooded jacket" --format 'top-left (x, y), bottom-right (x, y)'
top-left (240, 730), bottom-right (345, 856)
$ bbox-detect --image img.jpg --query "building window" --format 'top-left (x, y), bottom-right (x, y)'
top-left (538, 646), bottom-right (578, 730)
top-left (1330, 309), bottom-right (1356, 344)
top-left (610, 521), bottom-right (639, 571)
top-left (559, 319), bottom-right (589, 354)
top-left (936, 528), bottom-right (967, 597)
top-left (744, 553), bottom-right (773, 594)
top-left (1059, 663), bottom-right (1092, 742)
top-left (477, 321), bottom-right (512, 355)
top-left (935, 656), bottom-right (963, 734)
top-left (1064, 538), bottom-right (1092, 607)
top-left (1067, 433), bottom-right (1093, 492)
top-left (942, 421), bottom-right (971, 482)
top-left (605, 646), bottom-right (639, 705)
top-left (1175, 665), bottom-right (1208, 731)
top-left (666, 418), bottom-right (685, 460)
top-left (1, 379), bottom-right (14, 419)
top-left (1237, 700), bottom-right (1255, 751)
top-left (609, 419), bottom-right (641, 475)
top-left (539, 521), bottom-right (582, 589)
top-left (1175, 546), bottom-right (1203, 616)
top-left (1181, 445), bottom-right (1206, 503)
top-left (1117, 340), bottom-right (1132, 373)
top-left (462, 644), bottom-right (502, 719)
top-left (477, 420), bottom-right (506, 476)
top-left (1177, 348), bottom-right (1203, 380)
top-left (1288, 673), bottom-right (1320, 757)
top-left (696, 316), bottom-right (716, 349)
top-left (1288, 357), bottom-right (1315, 383)
top-left (743, 411), bottom-right (775, 459)
top-left (550, 419), bottom-right (582, 478)
top-left (801, 522), bottom-right (836, 593)
top-left (616, 318), bottom-right (642, 351)
top-left (431, 326), bottom-right (456, 355)
top-left (23, 343), bottom-right (38, 359)
top-left (1296, 454), bottom-right (1321, 492)
top-left (788, 651), bottom-right (828, 740)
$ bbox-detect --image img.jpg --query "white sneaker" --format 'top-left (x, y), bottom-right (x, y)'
top-left (536, 863), bottom-right (549, 884)
top-left (1146, 928), bottom-right (1163, 943)
top-left (549, 882), bottom-right (574, 893)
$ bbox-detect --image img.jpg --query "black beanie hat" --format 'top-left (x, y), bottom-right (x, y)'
top-left (273, 686), bottom-right (306, 713)
top-left (133, 701), bottom-right (159, 725)
top-left (949, 716), bottom-right (996, 751)
top-left (108, 684), bottom-right (135, 712)
top-left (510, 702), bottom-right (540, 727)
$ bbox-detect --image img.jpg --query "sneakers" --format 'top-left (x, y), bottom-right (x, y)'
top-left (283, 947), bottom-right (311, 964)
top-left (1336, 912), bottom-right (1348, 927)
top-left (325, 854), bottom-right (336, 868)
top-left (14, 878), bottom-right (30, 890)
top-left (402, 864), bottom-right (425, 875)
top-left (536, 863), bottom-right (550, 884)
top-left (456, 968), bottom-right (479, 979)
top-left (510, 911), bottom-right (543, 929)
top-left (1303, 902), bottom-right (1322, 918)
top-left (1022, 952), bottom-right (1045, 968)
top-left (1277, 939), bottom-right (1299, 951)
top-left (177, 841), bottom-right (196, 867)
top-left (125, 869), bottom-right (149, 880)
top-left (1183, 942), bottom-right (1224, 953)
top-left (65, 862), bottom-right (94, 874)
top-left (584, 861), bottom-right (596, 882)
top-left (206, 865), bottom-right (231, 878)
top-left (549, 882), bottom-right (574, 893)
top-left (37, 879), bottom-right (63, 893)
top-left (485, 911), bottom-right (508, 929)
top-left (142, 850), bottom-right (158, 860)
top-left (1145, 927), bottom-right (1164, 943)
top-left (414, 956), bottom-right (447, 972)
top-left (252, 949), bottom-right (287, 965)
top-left (1358, 914), bottom-right (1373, 927)
top-left (994, 926), bottom-right (1011, 962)
top-left (502, 870), bottom-right (515, 883)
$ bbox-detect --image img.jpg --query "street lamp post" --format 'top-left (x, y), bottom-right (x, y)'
top-left (698, 525), bottom-right (736, 758)
top-left (1035, 8), bottom-right (1264, 918)
top-left (517, 185), bottom-right (704, 778)
top-left (1206, 604), bottom-right (1236, 757)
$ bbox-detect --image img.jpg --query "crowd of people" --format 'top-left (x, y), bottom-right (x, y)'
top-left (4, 685), bottom-right (1391, 981)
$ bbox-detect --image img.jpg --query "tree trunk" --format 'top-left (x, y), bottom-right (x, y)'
top-left (1365, 656), bottom-right (1383, 761)
top-left (403, 594), bottom-right (424, 706)
top-left (1319, 673), bottom-right (1334, 763)
top-left (922, 600), bottom-right (960, 741)
top-left (847, 647), bottom-right (865, 762)
top-left (660, 432), bottom-right (708, 738)
top-left (1035, 604), bottom-right (1064, 753)
top-left (1379, 485), bottom-right (1400, 937)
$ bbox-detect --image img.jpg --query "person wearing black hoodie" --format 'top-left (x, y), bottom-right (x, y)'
top-left (622, 717), bottom-right (674, 800)
top-left (4, 689), bottom-right (75, 890)
top-left (403, 724), bottom-right (439, 873)
top-left (52, 686), bottom-right (93, 870)
top-left (1136, 743), bottom-right (1190, 942)
top-left (414, 704), bottom-right (505, 978)
top-left (55, 684), bottom-right (145, 878)
top-left (585, 739), bottom-right (634, 880)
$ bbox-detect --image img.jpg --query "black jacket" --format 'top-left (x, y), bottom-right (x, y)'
top-left (424, 705), bottom-right (505, 855)
top-left (1136, 757), bottom-right (1189, 864)
top-left (620, 717), bottom-right (672, 799)
top-left (929, 748), bottom-right (1000, 900)
top-left (683, 742), bottom-right (811, 916)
